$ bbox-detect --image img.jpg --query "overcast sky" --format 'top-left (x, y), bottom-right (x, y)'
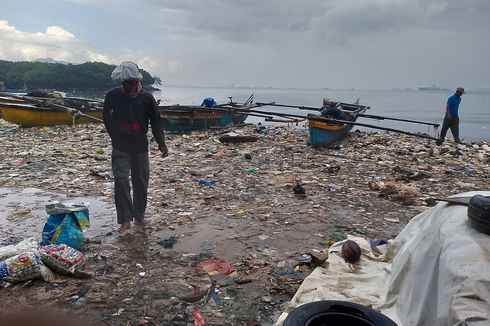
top-left (1, 0), bottom-right (489, 89)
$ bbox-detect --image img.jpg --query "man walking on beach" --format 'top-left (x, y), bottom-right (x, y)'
top-left (103, 61), bottom-right (168, 231)
top-left (436, 87), bottom-right (465, 146)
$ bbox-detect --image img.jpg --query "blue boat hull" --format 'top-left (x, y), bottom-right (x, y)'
top-left (306, 103), bottom-right (368, 147)
top-left (307, 122), bottom-right (354, 147)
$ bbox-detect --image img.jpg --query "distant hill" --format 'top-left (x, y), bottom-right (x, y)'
top-left (35, 58), bottom-right (70, 65)
top-left (0, 60), bottom-right (161, 91)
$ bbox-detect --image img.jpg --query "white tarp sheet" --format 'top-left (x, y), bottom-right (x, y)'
top-left (276, 191), bottom-right (490, 326)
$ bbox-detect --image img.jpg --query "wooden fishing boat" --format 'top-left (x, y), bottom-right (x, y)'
top-left (305, 103), bottom-right (369, 147)
top-left (0, 101), bottom-right (103, 127)
top-left (159, 105), bottom-right (249, 132)
top-left (158, 95), bottom-right (253, 132)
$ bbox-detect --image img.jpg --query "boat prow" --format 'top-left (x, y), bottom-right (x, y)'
top-left (306, 103), bottom-right (368, 147)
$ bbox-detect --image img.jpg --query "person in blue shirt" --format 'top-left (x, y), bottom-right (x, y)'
top-left (436, 87), bottom-right (465, 145)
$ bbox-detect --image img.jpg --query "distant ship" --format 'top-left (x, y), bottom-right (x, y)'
top-left (418, 84), bottom-right (450, 91)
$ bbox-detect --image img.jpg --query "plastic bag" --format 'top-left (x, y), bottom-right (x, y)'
top-left (201, 97), bottom-right (217, 107)
top-left (39, 244), bottom-right (85, 275)
top-left (0, 252), bottom-right (45, 283)
top-left (41, 202), bottom-right (90, 250)
top-left (0, 238), bottom-right (39, 261)
top-left (111, 61), bottom-right (143, 82)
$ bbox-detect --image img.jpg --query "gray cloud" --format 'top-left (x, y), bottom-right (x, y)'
top-left (148, 0), bottom-right (490, 45)
top-left (149, 0), bottom-right (326, 42)
top-left (3, 0), bottom-right (490, 88)
top-left (138, 0), bottom-right (490, 88)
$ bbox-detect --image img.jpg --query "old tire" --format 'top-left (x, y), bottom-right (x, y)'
top-left (468, 195), bottom-right (490, 235)
top-left (283, 300), bottom-right (397, 326)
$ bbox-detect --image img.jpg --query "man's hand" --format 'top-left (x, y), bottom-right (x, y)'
top-left (159, 144), bottom-right (169, 157)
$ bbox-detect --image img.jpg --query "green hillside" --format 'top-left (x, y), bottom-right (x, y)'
top-left (0, 60), bottom-right (161, 91)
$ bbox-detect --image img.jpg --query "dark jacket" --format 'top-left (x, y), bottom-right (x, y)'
top-left (103, 87), bottom-right (165, 153)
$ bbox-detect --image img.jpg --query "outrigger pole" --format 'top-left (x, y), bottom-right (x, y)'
top-left (255, 102), bottom-right (440, 128)
top-left (214, 105), bottom-right (439, 141)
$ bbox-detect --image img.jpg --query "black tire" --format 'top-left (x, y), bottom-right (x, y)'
top-left (283, 300), bottom-right (397, 326)
top-left (467, 217), bottom-right (490, 235)
top-left (469, 195), bottom-right (490, 211)
top-left (468, 206), bottom-right (490, 223)
top-left (467, 195), bottom-right (490, 235)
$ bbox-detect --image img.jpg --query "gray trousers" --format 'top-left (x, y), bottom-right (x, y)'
top-left (112, 149), bottom-right (149, 224)
top-left (438, 115), bottom-right (460, 144)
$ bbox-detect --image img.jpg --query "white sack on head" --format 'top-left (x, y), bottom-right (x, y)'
top-left (111, 61), bottom-right (143, 82)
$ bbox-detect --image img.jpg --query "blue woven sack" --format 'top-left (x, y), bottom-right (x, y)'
top-left (41, 202), bottom-right (90, 250)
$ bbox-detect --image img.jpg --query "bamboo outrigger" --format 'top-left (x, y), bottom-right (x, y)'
top-left (214, 101), bottom-right (439, 146)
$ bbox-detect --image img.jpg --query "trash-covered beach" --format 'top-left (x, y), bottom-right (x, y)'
top-left (0, 119), bottom-right (489, 325)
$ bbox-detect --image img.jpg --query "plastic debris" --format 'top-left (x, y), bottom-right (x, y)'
top-left (258, 234), bottom-right (269, 240)
top-left (39, 243), bottom-right (85, 274)
top-left (0, 252), bottom-right (48, 283)
top-left (325, 164), bottom-right (341, 174)
top-left (195, 257), bottom-right (235, 276)
top-left (195, 180), bottom-right (217, 187)
top-left (157, 236), bottom-right (177, 249)
top-left (293, 184), bottom-right (305, 195)
top-left (193, 309), bottom-right (204, 326)
top-left (454, 167), bottom-right (477, 176)
top-left (0, 238), bottom-right (39, 261)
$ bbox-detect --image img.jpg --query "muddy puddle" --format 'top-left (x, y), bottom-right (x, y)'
top-left (79, 203), bottom-right (356, 324)
top-left (0, 187), bottom-right (115, 244)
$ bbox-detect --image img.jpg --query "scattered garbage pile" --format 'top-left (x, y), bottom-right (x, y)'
top-left (0, 119), bottom-right (489, 325)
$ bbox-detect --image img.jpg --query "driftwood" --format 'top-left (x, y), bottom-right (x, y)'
top-left (218, 135), bottom-right (259, 143)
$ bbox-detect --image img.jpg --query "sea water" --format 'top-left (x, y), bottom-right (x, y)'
top-left (153, 87), bottom-right (489, 142)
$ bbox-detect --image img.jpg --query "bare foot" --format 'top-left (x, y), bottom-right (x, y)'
top-left (118, 222), bottom-right (131, 232)
top-left (134, 219), bottom-right (148, 229)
